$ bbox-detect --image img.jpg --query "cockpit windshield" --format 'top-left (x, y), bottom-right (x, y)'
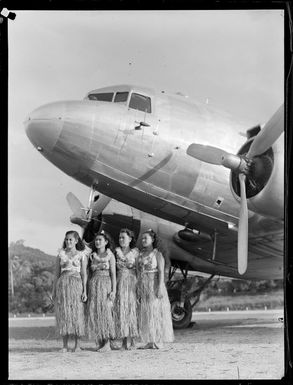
top-left (129, 93), bottom-right (151, 113)
top-left (86, 89), bottom-right (152, 114)
top-left (114, 92), bottom-right (129, 103)
top-left (88, 93), bottom-right (114, 101)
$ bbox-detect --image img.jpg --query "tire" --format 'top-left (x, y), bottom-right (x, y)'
top-left (171, 299), bottom-right (192, 329)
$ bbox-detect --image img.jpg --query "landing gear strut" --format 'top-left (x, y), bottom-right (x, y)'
top-left (166, 263), bottom-right (215, 329)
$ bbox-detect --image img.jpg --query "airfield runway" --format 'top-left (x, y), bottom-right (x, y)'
top-left (8, 309), bottom-right (284, 380)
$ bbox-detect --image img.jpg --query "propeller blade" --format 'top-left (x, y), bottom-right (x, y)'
top-left (69, 215), bottom-right (89, 228)
top-left (187, 143), bottom-right (231, 165)
top-left (91, 195), bottom-right (111, 218)
top-left (247, 104), bottom-right (284, 159)
top-left (238, 173), bottom-right (248, 275)
top-left (66, 192), bottom-right (87, 220)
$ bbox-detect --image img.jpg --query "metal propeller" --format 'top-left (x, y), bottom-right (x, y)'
top-left (186, 104), bottom-right (284, 275)
top-left (186, 144), bottom-right (230, 165)
top-left (66, 191), bottom-right (111, 229)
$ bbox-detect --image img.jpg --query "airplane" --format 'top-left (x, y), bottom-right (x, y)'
top-left (24, 84), bottom-right (284, 328)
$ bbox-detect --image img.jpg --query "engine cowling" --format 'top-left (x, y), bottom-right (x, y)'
top-left (82, 202), bottom-right (141, 245)
top-left (230, 133), bottom-right (284, 219)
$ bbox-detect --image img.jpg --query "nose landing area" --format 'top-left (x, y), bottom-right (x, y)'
top-left (25, 102), bottom-right (66, 153)
top-left (25, 119), bottom-right (63, 153)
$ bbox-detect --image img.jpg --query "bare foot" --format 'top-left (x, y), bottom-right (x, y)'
top-left (126, 344), bottom-right (136, 350)
top-left (98, 341), bottom-right (111, 352)
top-left (59, 348), bottom-right (68, 353)
top-left (110, 341), bottom-right (121, 350)
top-left (95, 340), bottom-right (104, 351)
top-left (138, 343), bottom-right (153, 349)
top-left (120, 340), bottom-right (127, 350)
top-left (72, 347), bottom-right (82, 352)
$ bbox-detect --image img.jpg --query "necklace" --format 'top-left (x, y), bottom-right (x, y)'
top-left (142, 248), bottom-right (153, 257)
top-left (121, 247), bottom-right (130, 255)
top-left (65, 249), bottom-right (78, 258)
top-left (96, 250), bottom-right (108, 258)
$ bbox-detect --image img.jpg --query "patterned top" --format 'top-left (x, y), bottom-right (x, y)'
top-left (137, 248), bottom-right (161, 273)
top-left (89, 249), bottom-right (114, 272)
top-left (58, 249), bottom-right (85, 274)
top-left (115, 247), bottom-right (139, 271)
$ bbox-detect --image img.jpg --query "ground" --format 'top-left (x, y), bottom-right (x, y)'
top-left (8, 309), bottom-right (284, 380)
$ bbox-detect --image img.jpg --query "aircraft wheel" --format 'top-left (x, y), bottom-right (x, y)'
top-left (171, 299), bottom-right (192, 329)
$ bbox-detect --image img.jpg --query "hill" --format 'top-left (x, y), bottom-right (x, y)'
top-left (9, 240), bottom-right (56, 267)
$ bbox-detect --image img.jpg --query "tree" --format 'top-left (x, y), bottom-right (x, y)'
top-left (9, 255), bottom-right (20, 297)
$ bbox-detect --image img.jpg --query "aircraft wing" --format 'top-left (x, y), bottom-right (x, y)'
top-left (172, 218), bottom-right (283, 280)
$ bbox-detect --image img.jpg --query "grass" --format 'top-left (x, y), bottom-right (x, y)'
top-left (9, 290), bottom-right (284, 317)
top-left (196, 289), bottom-right (284, 311)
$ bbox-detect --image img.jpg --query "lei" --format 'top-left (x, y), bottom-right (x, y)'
top-left (116, 247), bottom-right (137, 269)
top-left (138, 248), bottom-right (157, 271)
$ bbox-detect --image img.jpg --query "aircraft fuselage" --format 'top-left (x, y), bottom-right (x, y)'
top-left (25, 84), bottom-right (284, 279)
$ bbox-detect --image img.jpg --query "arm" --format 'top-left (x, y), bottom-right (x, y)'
top-left (135, 252), bottom-right (141, 302)
top-left (81, 253), bottom-right (88, 302)
top-left (52, 256), bottom-right (61, 300)
top-left (135, 250), bottom-right (139, 272)
top-left (164, 252), bottom-right (171, 283)
top-left (156, 251), bottom-right (165, 299)
top-left (109, 253), bottom-right (116, 300)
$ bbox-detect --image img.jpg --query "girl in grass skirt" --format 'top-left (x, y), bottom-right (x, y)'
top-left (86, 230), bottom-right (116, 352)
top-left (114, 228), bottom-right (139, 350)
top-left (137, 229), bottom-right (174, 349)
top-left (52, 230), bottom-right (87, 352)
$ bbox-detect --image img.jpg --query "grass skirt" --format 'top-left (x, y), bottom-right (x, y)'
top-left (86, 271), bottom-right (115, 342)
top-left (54, 272), bottom-right (85, 337)
top-left (114, 269), bottom-right (138, 338)
top-left (138, 272), bottom-right (174, 343)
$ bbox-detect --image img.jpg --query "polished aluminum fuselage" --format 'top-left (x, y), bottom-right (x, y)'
top-left (25, 85), bottom-right (284, 279)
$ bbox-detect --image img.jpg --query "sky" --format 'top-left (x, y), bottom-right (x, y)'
top-left (8, 10), bottom-right (284, 255)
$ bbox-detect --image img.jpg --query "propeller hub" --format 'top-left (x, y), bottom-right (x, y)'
top-left (221, 153), bottom-right (251, 175)
top-left (231, 140), bottom-right (274, 199)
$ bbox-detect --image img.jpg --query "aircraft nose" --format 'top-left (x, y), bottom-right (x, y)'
top-left (25, 102), bottom-right (65, 153)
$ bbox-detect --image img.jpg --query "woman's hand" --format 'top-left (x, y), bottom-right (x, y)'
top-left (109, 291), bottom-right (116, 301)
top-left (126, 261), bottom-right (134, 269)
top-left (81, 291), bottom-right (87, 302)
top-left (157, 285), bottom-right (164, 299)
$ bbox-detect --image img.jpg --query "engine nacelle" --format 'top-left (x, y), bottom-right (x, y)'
top-left (82, 201), bottom-right (141, 244)
top-left (230, 133), bottom-right (284, 219)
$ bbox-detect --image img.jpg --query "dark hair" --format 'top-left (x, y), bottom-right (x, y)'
top-left (119, 228), bottom-right (137, 249)
top-left (142, 229), bottom-right (170, 267)
top-left (142, 229), bottom-right (159, 249)
top-left (91, 230), bottom-right (115, 253)
top-left (62, 230), bottom-right (85, 251)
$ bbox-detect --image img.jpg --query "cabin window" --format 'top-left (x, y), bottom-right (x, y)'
top-left (114, 92), bottom-right (129, 103)
top-left (129, 93), bottom-right (151, 113)
top-left (88, 93), bottom-right (114, 102)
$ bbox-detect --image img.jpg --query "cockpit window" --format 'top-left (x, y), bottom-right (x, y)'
top-left (114, 92), bottom-right (129, 103)
top-left (129, 93), bottom-right (151, 113)
top-left (88, 93), bottom-right (114, 102)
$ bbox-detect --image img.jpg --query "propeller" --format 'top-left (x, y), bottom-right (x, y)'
top-left (186, 144), bottom-right (230, 165)
top-left (66, 191), bottom-right (111, 229)
top-left (246, 105), bottom-right (284, 159)
top-left (238, 173), bottom-right (248, 275)
top-left (186, 104), bottom-right (284, 275)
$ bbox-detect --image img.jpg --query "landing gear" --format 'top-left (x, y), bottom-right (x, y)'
top-left (170, 299), bottom-right (193, 329)
top-left (166, 262), bottom-right (215, 329)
